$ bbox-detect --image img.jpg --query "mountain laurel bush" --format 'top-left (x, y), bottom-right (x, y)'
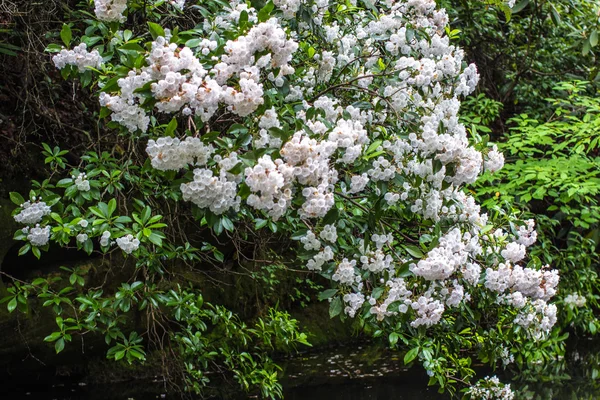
top-left (3, 0), bottom-right (559, 398)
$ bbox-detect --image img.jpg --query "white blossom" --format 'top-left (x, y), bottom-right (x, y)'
top-left (14, 201), bottom-right (51, 225)
top-left (28, 225), bottom-right (50, 247)
top-left (53, 43), bottom-right (103, 72)
top-left (116, 234), bottom-right (140, 254)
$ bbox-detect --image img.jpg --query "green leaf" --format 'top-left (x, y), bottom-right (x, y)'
top-left (147, 22), bottom-right (165, 40)
top-left (549, 4), bottom-right (561, 26)
top-left (18, 244), bottom-right (31, 256)
top-left (291, 229), bottom-right (308, 240)
top-left (107, 199), bottom-right (117, 217)
top-left (404, 347), bottom-right (419, 364)
top-left (372, 287), bottom-right (384, 300)
top-left (318, 289), bottom-right (337, 301)
top-left (511, 0), bottom-right (529, 13)
top-left (119, 42), bottom-right (145, 52)
top-left (44, 331), bottom-right (62, 342)
top-left (583, 40), bottom-right (591, 56)
top-left (403, 244), bottom-right (424, 259)
top-left (213, 249), bottom-right (224, 262)
top-left (32, 246), bottom-right (41, 259)
top-left (147, 232), bottom-right (163, 247)
top-left (165, 117), bottom-right (178, 136)
top-left (329, 297), bottom-right (342, 318)
top-left (364, 140), bottom-right (382, 156)
top-left (255, 219), bottom-right (268, 230)
top-left (185, 38), bottom-right (202, 48)
top-left (55, 338), bottom-right (65, 353)
top-left (57, 178), bottom-right (73, 188)
top-left (45, 43), bottom-right (63, 53)
top-left (239, 10), bottom-right (249, 29)
top-left (591, 30), bottom-right (599, 48)
top-left (10, 192), bottom-right (25, 205)
top-left (386, 300), bottom-right (402, 312)
top-left (258, 1), bottom-right (274, 22)
top-left (222, 217), bottom-right (234, 232)
top-left (228, 123), bottom-right (248, 135)
top-left (60, 24), bottom-right (72, 47)
top-left (389, 332), bottom-right (399, 346)
top-left (322, 207), bottom-right (339, 225)
top-left (7, 297), bottom-right (18, 313)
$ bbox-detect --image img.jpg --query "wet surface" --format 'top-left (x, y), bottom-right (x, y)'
top-left (3, 340), bottom-right (600, 399)
top-left (281, 345), bottom-right (446, 399)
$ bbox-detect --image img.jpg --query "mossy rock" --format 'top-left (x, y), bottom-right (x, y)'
top-left (292, 302), bottom-right (362, 348)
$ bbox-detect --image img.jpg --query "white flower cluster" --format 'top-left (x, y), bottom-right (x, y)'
top-left (498, 345), bottom-right (515, 367)
top-left (300, 230), bottom-right (321, 251)
top-left (564, 293), bottom-right (586, 308)
top-left (273, 0), bottom-right (301, 19)
top-left (245, 155), bottom-right (292, 220)
top-left (500, 242), bottom-right (526, 263)
top-left (306, 246), bottom-right (334, 271)
top-left (513, 299), bottom-right (558, 339)
top-left (370, 278), bottom-right (412, 321)
top-left (180, 168), bottom-right (241, 215)
top-left (100, 230), bottom-right (111, 247)
top-left (74, 173), bottom-right (91, 192)
top-left (372, 233), bottom-right (393, 249)
top-left (467, 376), bottom-right (515, 400)
top-left (99, 91), bottom-right (150, 133)
top-left (332, 258), bottom-right (358, 285)
top-left (146, 136), bottom-right (214, 171)
top-left (169, 0), bottom-right (186, 9)
top-left (360, 248), bottom-right (393, 273)
top-left (516, 219), bottom-right (537, 247)
top-left (94, 0), bottom-right (127, 22)
top-left (410, 295), bottom-right (445, 328)
top-left (485, 145), bottom-right (505, 173)
top-left (27, 225), bottom-right (50, 247)
top-left (77, 233), bottom-right (89, 243)
top-left (486, 264), bottom-right (559, 301)
top-left (97, 18), bottom-right (297, 132)
top-left (343, 292), bottom-right (365, 318)
top-left (256, 108), bottom-right (283, 149)
top-left (116, 234), bottom-right (140, 254)
top-left (14, 200), bottom-right (51, 225)
top-left (348, 173), bottom-right (369, 194)
top-left (320, 224), bottom-right (337, 243)
top-left (411, 228), bottom-right (470, 280)
top-left (52, 43), bottom-right (103, 72)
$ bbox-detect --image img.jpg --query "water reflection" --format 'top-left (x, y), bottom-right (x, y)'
top-left (3, 338), bottom-right (600, 400)
top-left (285, 379), bottom-right (443, 400)
top-left (280, 344), bottom-right (447, 399)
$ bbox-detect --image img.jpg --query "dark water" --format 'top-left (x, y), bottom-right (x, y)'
top-left (280, 345), bottom-right (446, 399)
top-left (3, 342), bottom-right (600, 400)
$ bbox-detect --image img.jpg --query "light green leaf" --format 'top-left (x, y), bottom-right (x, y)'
top-left (404, 347), bottom-right (419, 364)
top-left (318, 289), bottom-right (337, 301)
top-left (7, 298), bottom-right (18, 313)
top-left (329, 297), bottom-right (342, 318)
top-left (10, 192), bottom-right (25, 205)
top-left (60, 24), bottom-right (72, 47)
